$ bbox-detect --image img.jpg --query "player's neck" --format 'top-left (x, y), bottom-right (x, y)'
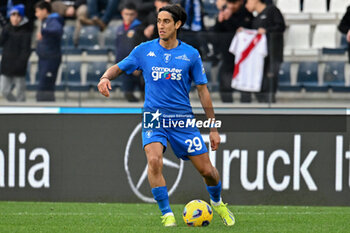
top-left (159, 37), bottom-right (179, 50)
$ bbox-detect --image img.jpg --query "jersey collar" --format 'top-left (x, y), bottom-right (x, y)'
top-left (156, 38), bottom-right (182, 51)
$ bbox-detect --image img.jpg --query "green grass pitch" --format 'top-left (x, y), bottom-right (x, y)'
top-left (0, 201), bottom-right (349, 233)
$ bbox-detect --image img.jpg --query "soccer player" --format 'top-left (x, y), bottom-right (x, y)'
top-left (97, 4), bottom-right (235, 227)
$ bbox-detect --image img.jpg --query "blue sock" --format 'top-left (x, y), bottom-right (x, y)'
top-left (206, 181), bottom-right (222, 203)
top-left (151, 186), bottom-right (172, 215)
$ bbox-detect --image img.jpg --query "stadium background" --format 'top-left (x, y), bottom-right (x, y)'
top-left (0, 108), bottom-right (349, 206)
top-left (0, 0), bottom-right (349, 105)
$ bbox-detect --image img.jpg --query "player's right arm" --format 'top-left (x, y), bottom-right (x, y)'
top-left (98, 43), bottom-right (143, 97)
top-left (98, 64), bottom-right (124, 97)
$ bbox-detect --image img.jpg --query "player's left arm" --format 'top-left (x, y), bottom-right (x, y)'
top-left (197, 84), bottom-right (220, 151)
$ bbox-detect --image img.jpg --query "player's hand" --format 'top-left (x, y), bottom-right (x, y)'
top-left (98, 78), bottom-right (112, 97)
top-left (209, 130), bottom-right (220, 151)
top-left (347, 30), bottom-right (350, 42)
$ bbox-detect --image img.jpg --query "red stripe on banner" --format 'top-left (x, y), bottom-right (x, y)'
top-left (232, 34), bottom-right (263, 79)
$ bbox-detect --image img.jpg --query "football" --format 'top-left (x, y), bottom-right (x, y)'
top-left (183, 199), bottom-right (213, 227)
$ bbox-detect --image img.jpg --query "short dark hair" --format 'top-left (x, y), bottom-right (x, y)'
top-left (35, 0), bottom-right (52, 13)
top-left (158, 4), bottom-right (187, 27)
top-left (122, 2), bottom-right (137, 11)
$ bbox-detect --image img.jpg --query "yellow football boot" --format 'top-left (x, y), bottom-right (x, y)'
top-left (210, 200), bottom-right (235, 226)
top-left (161, 213), bottom-right (176, 227)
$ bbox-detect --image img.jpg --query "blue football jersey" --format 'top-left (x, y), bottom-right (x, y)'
top-left (117, 39), bottom-right (207, 115)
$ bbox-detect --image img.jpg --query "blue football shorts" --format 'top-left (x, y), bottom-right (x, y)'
top-left (142, 126), bottom-right (208, 160)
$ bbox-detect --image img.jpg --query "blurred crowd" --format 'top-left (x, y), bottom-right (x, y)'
top-left (0, 0), bottom-right (349, 103)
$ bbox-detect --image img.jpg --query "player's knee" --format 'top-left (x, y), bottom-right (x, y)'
top-left (147, 156), bottom-right (162, 173)
top-left (144, 143), bottom-right (161, 155)
top-left (199, 166), bottom-right (215, 179)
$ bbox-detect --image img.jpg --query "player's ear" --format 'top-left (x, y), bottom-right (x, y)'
top-left (175, 20), bottom-right (182, 30)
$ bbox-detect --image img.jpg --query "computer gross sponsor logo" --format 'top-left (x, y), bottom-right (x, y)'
top-left (124, 123), bottom-right (184, 203)
top-left (151, 66), bottom-right (182, 81)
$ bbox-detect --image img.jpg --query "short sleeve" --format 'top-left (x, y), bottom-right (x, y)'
top-left (117, 45), bottom-right (142, 74)
top-left (191, 51), bottom-right (208, 85)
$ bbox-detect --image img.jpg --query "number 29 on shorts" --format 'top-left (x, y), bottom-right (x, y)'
top-left (185, 137), bottom-right (203, 153)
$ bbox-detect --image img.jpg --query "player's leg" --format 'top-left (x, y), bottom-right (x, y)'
top-left (167, 128), bottom-right (223, 202)
top-left (188, 153), bottom-right (221, 200)
top-left (145, 142), bottom-right (166, 187)
top-left (189, 153), bottom-right (235, 226)
top-left (144, 142), bottom-right (176, 227)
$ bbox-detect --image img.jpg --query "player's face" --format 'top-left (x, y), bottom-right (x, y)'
top-left (157, 11), bottom-right (181, 41)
